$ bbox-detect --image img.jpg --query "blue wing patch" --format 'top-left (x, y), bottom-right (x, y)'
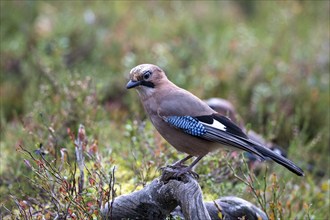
top-left (165, 116), bottom-right (206, 136)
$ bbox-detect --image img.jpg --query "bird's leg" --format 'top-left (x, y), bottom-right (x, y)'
top-left (173, 155), bottom-right (206, 179)
top-left (160, 155), bottom-right (193, 175)
top-left (171, 155), bottom-right (193, 167)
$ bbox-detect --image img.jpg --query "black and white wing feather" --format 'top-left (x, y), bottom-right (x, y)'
top-left (164, 113), bottom-right (304, 176)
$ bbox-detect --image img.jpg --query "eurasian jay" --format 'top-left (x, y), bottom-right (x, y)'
top-left (126, 64), bottom-right (304, 177)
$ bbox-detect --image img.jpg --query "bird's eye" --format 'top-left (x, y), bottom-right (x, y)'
top-left (143, 71), bottom-right (151, 80)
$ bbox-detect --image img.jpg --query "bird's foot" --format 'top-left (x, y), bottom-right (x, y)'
top-left (159, 162), bottom-right (187, 171)
top-left (173, 166), bottom-right (199, 179)
top-left (160, 165), bottom-right (199, 180)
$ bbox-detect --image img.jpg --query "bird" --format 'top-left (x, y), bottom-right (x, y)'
top-left (126, 64), bottom-right (304, 177)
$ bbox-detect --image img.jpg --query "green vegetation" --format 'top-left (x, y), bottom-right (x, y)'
top-left (1, 1), bottom-right (329, 219)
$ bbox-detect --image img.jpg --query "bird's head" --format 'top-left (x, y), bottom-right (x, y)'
top-left (126, 64), bottom-right (168, 97)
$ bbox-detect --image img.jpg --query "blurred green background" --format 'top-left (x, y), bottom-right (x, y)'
top-left (0, 1), bottom-right (329, 219)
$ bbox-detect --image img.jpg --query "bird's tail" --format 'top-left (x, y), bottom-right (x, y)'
top-left (202, 123), bottom-right (304, 176)
top-left (247, 139), bottom-right (305, 176)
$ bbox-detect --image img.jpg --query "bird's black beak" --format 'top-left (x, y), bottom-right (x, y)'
top-left (126, 80), bottom-right (141, 89)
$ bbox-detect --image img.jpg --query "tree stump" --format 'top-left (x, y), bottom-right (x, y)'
top-left (101, 167), bottom-right (268, 220)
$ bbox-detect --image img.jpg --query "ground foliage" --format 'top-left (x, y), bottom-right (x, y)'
top-left (0, 1), bottom-right (329, 219)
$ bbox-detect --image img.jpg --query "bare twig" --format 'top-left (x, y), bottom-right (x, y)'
top-left (75, 124), bottom-right (86, 194)
top-left (106, 166), bottom-right (116, 219)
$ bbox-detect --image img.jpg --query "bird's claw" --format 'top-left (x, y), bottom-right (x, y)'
top-left (160, 165), bottom-right (199, 180)
top-left (173, 168), bottom-right (199, 179)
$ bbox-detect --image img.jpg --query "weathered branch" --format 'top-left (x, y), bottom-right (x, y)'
top-left (101, 167), bottom-right (267, 220)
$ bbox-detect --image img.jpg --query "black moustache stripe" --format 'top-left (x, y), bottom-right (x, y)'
top-left (141, 81), bottom-right (155, 88)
